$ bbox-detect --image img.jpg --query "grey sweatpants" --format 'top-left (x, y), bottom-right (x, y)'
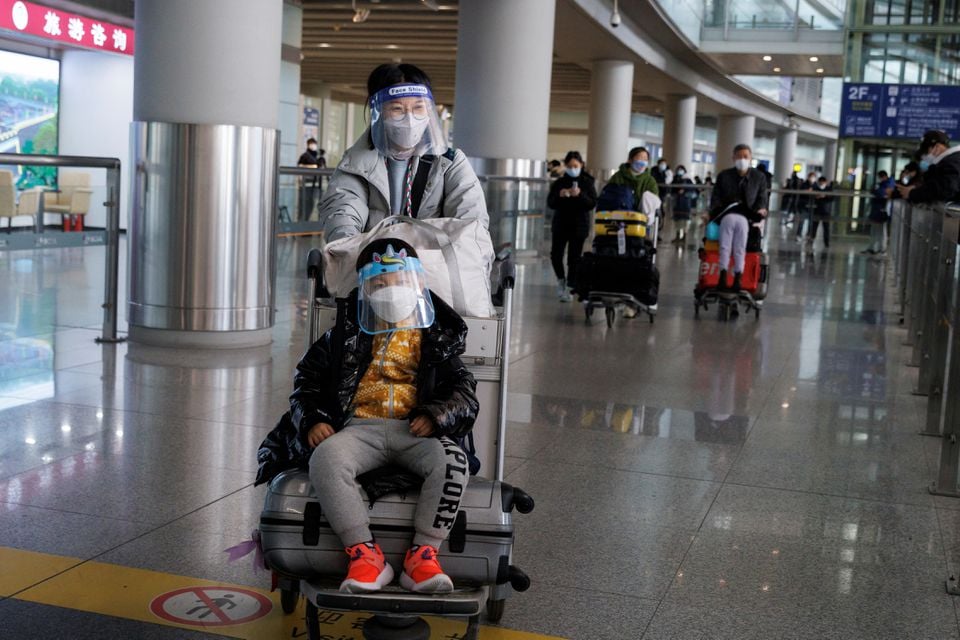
top-left (308, 419), bottom-right (469, 549)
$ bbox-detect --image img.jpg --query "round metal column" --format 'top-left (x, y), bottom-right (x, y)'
top-left (130, 0), bottom-right (283, 348)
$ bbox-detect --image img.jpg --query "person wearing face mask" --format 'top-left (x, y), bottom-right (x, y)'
top-left (897, 130), bottom-right (960, 204)
top-left (321, 64), bottom-right (488, 243)
top-left (670, 164), bottom-right (695, 244)
top-left (298, 138), bottom-right (322, 220)
top-left (606, 146), bottom-right (660, 207)
top-left (863, 170), bottom-right (895, 255)
top-left (651, 158), bottom-right (669, 186)
top-left (708, 144), bottom-right (769, 293)
top-left (546, 150), bottom-right (598, 301)
top-left (286, 237), bottom-right (478, 595)
top-left (806, 176), bottom-right (833, 250)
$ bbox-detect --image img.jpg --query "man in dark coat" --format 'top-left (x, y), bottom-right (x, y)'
top-left (709, 144), bottom-right (769, 292)
top-left (898, 129), bottom-right (960, 204)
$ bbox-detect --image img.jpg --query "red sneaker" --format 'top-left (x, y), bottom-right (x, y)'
top-left (400, 545), bottom-right (453, 593)
top-left (339, 542), bottom-right (394, 593)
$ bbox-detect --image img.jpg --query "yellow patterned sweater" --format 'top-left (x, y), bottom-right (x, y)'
top-left (353, 330), bottom-right (423, 419)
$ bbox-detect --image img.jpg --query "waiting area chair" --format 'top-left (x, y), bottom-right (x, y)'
top-left (0, 170), bottom-right (43, 233)
top-left (43, 172), bottom-right (93, 232)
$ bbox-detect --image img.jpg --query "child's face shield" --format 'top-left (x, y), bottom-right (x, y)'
top-left (358, 246), bottom-right (435, 335)
top-left (369, 84), bottom-right (448, 161)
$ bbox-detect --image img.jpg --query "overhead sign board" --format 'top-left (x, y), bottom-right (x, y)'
top-left (0, 0), bottom-right (134, 55)
top-left (840, 82), bottom-right (960, 140)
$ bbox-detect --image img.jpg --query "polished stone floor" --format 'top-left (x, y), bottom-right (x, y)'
top-left (0, 222), bottom-right (958, 639)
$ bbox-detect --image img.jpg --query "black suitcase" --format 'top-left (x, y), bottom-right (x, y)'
top-left (575, 252), bottom-right (660, 306)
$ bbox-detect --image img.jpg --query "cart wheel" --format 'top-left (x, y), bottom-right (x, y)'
top-left (305, 601), bottom-right (320, 640)
top-left (718, 304), bottom-right (728, 322)
top-left (605, 307), bottom-right (615, 328)
top-left (585, 306), bottom-right (594, 322)
top-left (754, 307), bottom-right (761, 320)
top-left (648, 312), bottom-right (655, 324)
top-left (280, 587), bottom-right (299, 615)
top-left (694, 303), bottom-right (700, 318)
top-left (486, 598), bottom-right (506, 623)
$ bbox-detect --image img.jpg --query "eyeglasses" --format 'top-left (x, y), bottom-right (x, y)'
top-left (384, 99), bottom-right (430, 122)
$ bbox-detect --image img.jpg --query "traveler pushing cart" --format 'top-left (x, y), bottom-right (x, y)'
top-left (574, 190), bottom-right (663, 327)
top-left (694, 144), bottom-right (770, 321)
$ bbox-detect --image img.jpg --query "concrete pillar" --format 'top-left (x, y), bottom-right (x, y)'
top-left (454, 0), bottom-right (555, 177)
top-left (453, 0), bottom-right (555, 252)
top-left (663, 94), bottom-right (697, 169)
top-left (587, 60), bottom-right (634, 179)
top-left (774, 128), bottom-right (798, 210)
top-left (824, 140), bottom-right (839, 181)
top-left (129, 0), bottom-right (283, 348)
top-left (715, 114), bottom-right (756, 169)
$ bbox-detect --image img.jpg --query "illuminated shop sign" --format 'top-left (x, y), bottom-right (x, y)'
top-left (0, 0), bottom-right (134, 55)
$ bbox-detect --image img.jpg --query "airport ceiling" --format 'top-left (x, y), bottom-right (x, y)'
top-left (301, 0), bottom-right (679, 114)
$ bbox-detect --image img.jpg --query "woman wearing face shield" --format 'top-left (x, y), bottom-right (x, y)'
top-left (321, 64), bottom-right (489, 243)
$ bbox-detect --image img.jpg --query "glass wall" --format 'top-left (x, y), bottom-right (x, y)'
top-left (846, 0), bottom-right (960, 82)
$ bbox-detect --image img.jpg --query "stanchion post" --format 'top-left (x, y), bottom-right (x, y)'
top-left (97, 163), bottom-right (126, 344)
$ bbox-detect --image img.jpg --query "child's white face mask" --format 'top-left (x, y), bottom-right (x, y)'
top-left (367, 286), bottom-right (419, 324)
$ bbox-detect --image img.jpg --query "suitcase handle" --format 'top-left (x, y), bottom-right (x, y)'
top-left (306, 249), bottom-right (330, 299)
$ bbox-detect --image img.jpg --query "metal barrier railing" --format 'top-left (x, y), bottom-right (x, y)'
top-left (0, 152), bottom-right (124, 344)
top-left (889, 201), bottom-right (960, 501)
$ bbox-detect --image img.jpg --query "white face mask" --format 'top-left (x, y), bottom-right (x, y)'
top-left (676, 169), bottom-right (685, 177)
top-left (735, 158), bottom-right (751, 172)
top-left (308, 144), bottom-right (318, 152)
top-left (658, 163), bottom-right (667, 171)
top-left (367, 286), bottom-right (420, 324)
top-left (384, 114), bottom-right (429, 157)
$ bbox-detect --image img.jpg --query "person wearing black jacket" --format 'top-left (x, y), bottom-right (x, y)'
top-left (259, 238), bottom-right (478, 595)
top-left (709, 144), bottom-right (769, 293)
top-left (297, 138), bottom-right (325, 220)
top-left (547, 150), bottom-right (598, 301)
top-left (807, 176), bottom-right (833, 249)
top-left (898, 129), bottom-right (960, 204)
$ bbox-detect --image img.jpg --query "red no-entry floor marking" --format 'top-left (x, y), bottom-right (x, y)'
top-left (149, 586), bottom-right (272, 627)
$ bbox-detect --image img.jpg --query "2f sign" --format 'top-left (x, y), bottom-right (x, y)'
top-left (849, 86), bottom-right (872, 100)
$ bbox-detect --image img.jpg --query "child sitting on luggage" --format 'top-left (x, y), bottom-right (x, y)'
top-left (293, 238), bottom-right (479, 594)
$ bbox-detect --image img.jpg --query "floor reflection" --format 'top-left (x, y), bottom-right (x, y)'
top-left (508, 392), bottom-right (749, 445)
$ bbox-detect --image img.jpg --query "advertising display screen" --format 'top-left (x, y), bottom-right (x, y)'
top-left (0, 48), bottom-right (58, 187)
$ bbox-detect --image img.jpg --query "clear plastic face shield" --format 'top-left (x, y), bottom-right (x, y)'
top-left (369, 84), bottom-right (448, 160)
top-left (358, 244), bottom-right (436, 335)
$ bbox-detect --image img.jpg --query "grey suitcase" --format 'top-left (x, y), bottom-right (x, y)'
top-left (260, 469), bottom-right (533, 588)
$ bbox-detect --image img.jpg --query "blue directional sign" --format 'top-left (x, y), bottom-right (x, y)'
top-left (841, 83), bottom-right (960, 140)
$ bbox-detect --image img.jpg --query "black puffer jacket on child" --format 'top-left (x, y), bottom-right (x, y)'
top-left (255, 290), bottom-right (479, 490)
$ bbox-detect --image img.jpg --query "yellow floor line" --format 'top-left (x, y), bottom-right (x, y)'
top-left (3, 546), bottom-right (562, 639)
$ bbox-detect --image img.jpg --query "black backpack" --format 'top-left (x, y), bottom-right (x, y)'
top-left (596, 183), bottom-right (636, 212)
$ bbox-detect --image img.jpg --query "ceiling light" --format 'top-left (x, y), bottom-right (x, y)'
top-left (809, 56), bottom-right (819, 62)
top-left (816, 68), bottom-right (824, 73)
top-left (773, 67), bottom-right (781, 72)
top-left (385, 44), bottom-right (399, 50)
top-left (762, 55), bottom-right (772, 61)
top-left (318, 43), bottom-right (332, 48)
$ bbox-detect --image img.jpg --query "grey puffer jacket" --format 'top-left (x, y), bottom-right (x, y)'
top-left (321, 132), bottom-right (490, 243)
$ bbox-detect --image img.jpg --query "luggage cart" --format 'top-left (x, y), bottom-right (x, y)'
top-left (579, 208), bottom-right (660, 327)
top-left (261, 248), bottom-right (533, 640)
top-left (693, 225), bottom-right (769, 321)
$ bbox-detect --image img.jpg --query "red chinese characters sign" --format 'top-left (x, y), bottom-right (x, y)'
top-left (0, 0), bottom-right (134, 55)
